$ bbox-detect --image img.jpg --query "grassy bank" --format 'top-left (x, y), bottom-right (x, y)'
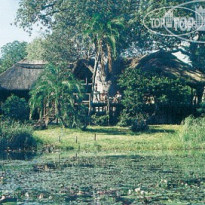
top-left (34, 124), bottom-right (204, 152)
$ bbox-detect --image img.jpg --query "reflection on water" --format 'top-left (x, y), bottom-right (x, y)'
top-left (0, 151), bottom-right (204, 204)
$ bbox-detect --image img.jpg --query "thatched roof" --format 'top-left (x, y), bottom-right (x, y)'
top-left (129, 51), bottom-right (205, 88)
top-left (0, 60), bottom-right (45, 91)
top-left (0, 59), bottom-right (94, 92)
top-left (1, 51), bottom-right (204, 92)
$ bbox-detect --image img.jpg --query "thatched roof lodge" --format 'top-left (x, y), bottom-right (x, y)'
top-left (0, 50), bottom-right (205, 103)
top-left (0, 60), bottom-right (45, 100)
top-left (0, 60), bottom-right (45, 91)
top-left (127, 51), bottom-right (205, 104)
top-left (129, 51), bottom-right (205, 89)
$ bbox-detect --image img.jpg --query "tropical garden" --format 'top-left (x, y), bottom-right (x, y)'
top-left (0, 0), bottom-right (205, 204)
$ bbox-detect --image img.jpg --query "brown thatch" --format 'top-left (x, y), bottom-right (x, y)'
top-left (0, 60), bottom-right (45, 91)
top-left (129, 51), bottom-right (205, 88)
top-left (1, 51), bottom-right (204, 92)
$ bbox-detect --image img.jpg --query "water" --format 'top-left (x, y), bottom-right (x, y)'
top-left (0, 151), bottom-right (204, 204)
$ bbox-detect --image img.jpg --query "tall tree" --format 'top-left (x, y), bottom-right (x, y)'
top-left (15, 0), bottom-right (143, 95)
top-left (0, 41), bottom-right (27, 73)
top-left (84, 14), bottom-right (125, 94)
top-left (15, 0), bottom-right (192, 95)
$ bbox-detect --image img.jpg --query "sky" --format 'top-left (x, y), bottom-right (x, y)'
top-left (0, 0), bottom-right (40, 49)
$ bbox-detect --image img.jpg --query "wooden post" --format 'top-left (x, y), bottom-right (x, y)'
top-left (88, 93), bottom-right (91, 126)
top-left (94, 134), bottom-right (97, 141)
top-left (58, 153), bottom-right (61, 165)
top-left (75, 136), bottom-right (78, 144)
top-left (107, 97), bottom-right (110, 126)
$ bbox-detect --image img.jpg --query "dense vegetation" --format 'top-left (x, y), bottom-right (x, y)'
top-left (0, 1), bottom-right (204, 204)
top-left (26, 38), bottom-right (45, 61)
top-left (0, 41), bottom-right (27, 73)
top-left (181, 116), bottom-right (205, 148)
top-left (0, 120), bottom-right (36, 151)
top-left (0, 96), bottom-right (35, 151)
top-left (30, 64), bottom-right (88, 129)
top-left (2, 95), bottom-right (29, 121)
top-left (118, 68), bottom-right (192, 127)
top-left (0, 0), bottom-right (204, 150)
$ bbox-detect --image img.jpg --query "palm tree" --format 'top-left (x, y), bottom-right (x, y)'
top-left (84, 14), bottom-right (124, 95)
top-left (29, 64), bottom-right (86, 128)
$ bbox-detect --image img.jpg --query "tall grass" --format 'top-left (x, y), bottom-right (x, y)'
top-left (0, 120), bottom-right (36, 151)
top-left (180, 116), bottom-right (205, 149)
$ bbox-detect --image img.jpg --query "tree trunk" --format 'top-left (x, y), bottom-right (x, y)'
top-left (93, 53), bottom-right (113, 102)
top-left (91, 52), bottom-right (99, 101)
top-left (107, 44), bottom-right (112, 73)
top-left (92, 42), bottom-right (119, 103)
top-left (55, 100), bottom-right (68, 128)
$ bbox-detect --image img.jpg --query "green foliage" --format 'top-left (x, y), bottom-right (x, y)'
top-left (30, 64), bottom-right (88, 129)
top-left (84, 13), bottom-right (125, 63)
top-left (181, 116), bottom-right (205, 145)
top-left (26, 38), bottom-right (45, 61)
top-left (117, 110), bottom-right (134, 127)
top-left (186, 34), bottom-right (205, 73)
top-left (0, 120), bottom-right (36, 151)
top-left (197, 102), bottom-right (205, 115)
top-left (15, 0), bottom-right (145, 64)
top-left (131, 116), bottom-right (149, 132)
top-left (0, 41), bottom-right (27, 73)
top-left (42, 31), bottom-right (80, 64)
top-left (118, 68), bottom-right (192, 126)
top-left (118, 111), bottom-right (148, 132)
top-left (15, 0), bottom-right (192, 65)
top-left (2, 95), bottom-right (29, 121)
top-left (91, 114), bottom-right (109, 126)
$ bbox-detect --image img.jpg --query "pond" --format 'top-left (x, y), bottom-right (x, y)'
top-left (0, 151), bottom-right (204, 204)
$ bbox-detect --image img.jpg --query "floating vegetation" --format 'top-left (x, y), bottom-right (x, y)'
top-left (0, 151), bottom-right (204, 204)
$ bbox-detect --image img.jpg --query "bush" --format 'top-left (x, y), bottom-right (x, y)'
top-left (197, 102), bottom-right (205, 115)
top-left (0, 120), bottom-right (36, 151)
top-left (181, 116), bottom-right (205, 145)
top-left (118, 68), bottom-right (192, 125)
top-left (118, 111), bottom-right (134, 127)
top-left (2, 95), bottom-right (29, 121)
top-left (91, 114), bottom-right (109, 126)
top-left (131, 118), bottom-right (149, 132)
top-left (118, 111), bottom-right (148, 132)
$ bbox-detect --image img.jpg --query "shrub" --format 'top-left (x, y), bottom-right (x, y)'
top-left (197, 102), bottom-right (205, 116)
top-left (2, 95), bottom-right (29, 121)
top-left (91, 114), bottom-right (109, 126)
top-left (131, 115), bottom-right (149, 132)
top-left (118, 68), bottom-right (192, 125)
top-left (118, 111), bottom-right (134, 127)
top-left (0, 120), bottom-right (36, 151)
top-left (180, 116), bottom-right (205, 145)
